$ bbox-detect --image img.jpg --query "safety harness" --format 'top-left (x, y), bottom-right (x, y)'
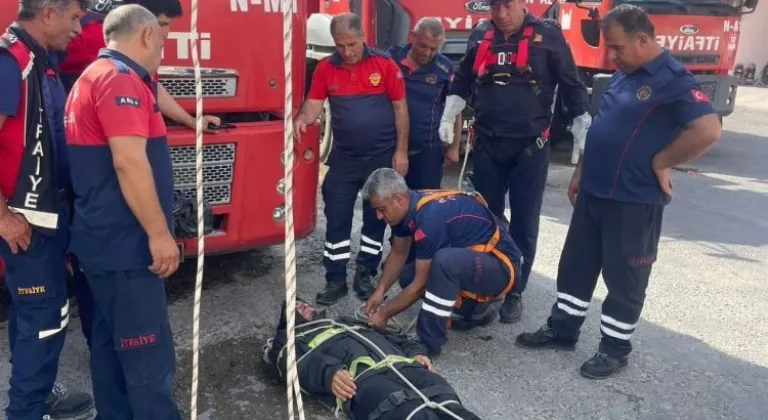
top-left (274, 319), bottom-right (466, 420)
top-left (470, 22), bottom-right (551, 162)
top-left (415, 189), bottom-right (516, 309)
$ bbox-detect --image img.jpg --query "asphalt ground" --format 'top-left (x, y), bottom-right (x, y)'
top-left (1, 89), bottom-right (767, 420)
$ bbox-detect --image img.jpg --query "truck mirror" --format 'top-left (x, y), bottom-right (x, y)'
top-left (744, 0), bottom-right (758, 9)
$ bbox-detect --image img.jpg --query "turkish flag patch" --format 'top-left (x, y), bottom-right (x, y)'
top-left (414, 229), bottom-right (426, 242)
top-left (691, 89), bottom-right (710, 103)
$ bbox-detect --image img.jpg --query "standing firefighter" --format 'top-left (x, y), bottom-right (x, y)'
top-left (516, 5), bottom-right (721, 379)
top-left (0, 1), bottom-right (95, 418)
top-left (295, 13), bottom-right (409, 305)
top-left (438, 0), bottom-right (591, 323)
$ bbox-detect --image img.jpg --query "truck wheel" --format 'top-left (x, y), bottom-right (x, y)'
top-left (318, 100), bottom-right (333, 164)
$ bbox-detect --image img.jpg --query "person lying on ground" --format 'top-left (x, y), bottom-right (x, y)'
top-left (263, 300), bottom-right (483, 420)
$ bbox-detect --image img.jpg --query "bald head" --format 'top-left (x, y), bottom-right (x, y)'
top-left (103, 4), bottom-right (158, 41)
top-left (330, 13), bottom-right (363, 38)
top-left (102, 4), bottom-right (164, 73)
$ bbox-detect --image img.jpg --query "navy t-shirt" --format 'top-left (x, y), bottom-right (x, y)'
top-left (0, 51), bottom-right (71, 188)
top-left (392, 191), bottom-right (522, 266)
top-left (387, 44), bottom-right (454, 153)
top-left (65, 49), bottom-right (174, 271)
top-left (580, 50), bottom-right (715, 205)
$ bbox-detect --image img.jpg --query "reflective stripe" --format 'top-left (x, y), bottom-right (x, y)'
top-left (421, 302), bottom-right (453, 318)
top-left (424, 291), bottom-right (455, 308)
top-left (557, 292), bottom-right (590, 309)
top-left (323, 251), bottom-right (350, 261)
top-left (601, 324), bottom-right (633, 341)
top-left (557, 301), bottom-right (587, 317)
top-left (325, 240), bottom-right (350, 249)
top-left (601, 314), bottom-right (637, 331)
top-left (361, 235), bottom-right (382, 248)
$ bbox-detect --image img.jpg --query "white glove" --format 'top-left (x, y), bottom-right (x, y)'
top-left (570, 112), bottom-right (591, 164)
top-left (438, 95), bottom-right (467, 145)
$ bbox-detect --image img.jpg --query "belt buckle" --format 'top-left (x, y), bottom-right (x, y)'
top-left (491, 73), bottom-right (511, 86)
top-left (535, 137), bottom-right (545, 148)
top-left (388, 390), bottom-right (407, 407)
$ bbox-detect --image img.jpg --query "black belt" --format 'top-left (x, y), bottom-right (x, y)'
top-left (514, 136), bottom-right (548, 166)
top-left (367, 384), bottom-right (457, 420)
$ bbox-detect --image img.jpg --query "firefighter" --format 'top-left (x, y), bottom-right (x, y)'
top-left (516, 5), bottom-right (721, 379)
top-left (65, 5), bottom-right (182, 417)
top-left (386, 17), bottom-right (462, 190)
top-left (60, 0), bottom-right (219, 349)
top-left (362, 168), bottom-right (523, 355)
top-left (438, 0), bottom-right (591, 324)
top-left (295, 13), bottom-right (410, 305)
top-left (265, 299), bottom-right (483, 420)
top-left (0, 1), bottom-right (96, 419)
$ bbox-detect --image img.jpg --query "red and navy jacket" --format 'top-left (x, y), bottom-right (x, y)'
top-left (307, 46), bottom-right (406, 160)
top-left (391, 190), bottom-right (522, 267)
top-left (65, 48), bottom-right (174, 270)
top-left (387, 44), bottom-right (454, 154)
top-left (449, 13), bottom-right (589, 140)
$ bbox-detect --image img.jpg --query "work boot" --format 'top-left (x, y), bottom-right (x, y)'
top-left (579, 351), bottom-right (628, 379)
top-left (352, 267), bottom-right (376, 301)
top-left (316, 281), bottom-right (348, 305)
top-left (45, 382), bottom-right (94, 419)
top-left (451, 301), bottom-right (500, 331)
top-left (515, 324), bottom-right (577, 350)
top-left (499, 293), bottom-right (523, 324)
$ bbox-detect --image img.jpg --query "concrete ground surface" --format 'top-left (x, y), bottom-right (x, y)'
top-left (1, 89), bottom-right (768, 420)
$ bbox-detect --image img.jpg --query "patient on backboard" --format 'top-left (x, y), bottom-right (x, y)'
top-left (263, 300), bottom-right (482, 420)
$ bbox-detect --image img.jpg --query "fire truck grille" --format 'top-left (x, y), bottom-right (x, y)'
top-left (160, 77), bottom-right (237, 98)
top-left (170, 143), bottom-right (236, 205)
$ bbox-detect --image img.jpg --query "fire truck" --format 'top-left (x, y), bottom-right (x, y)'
top-left (0, 0), bottom-right (322, 276)
top-left (306, 0), bottom-right (758, 155)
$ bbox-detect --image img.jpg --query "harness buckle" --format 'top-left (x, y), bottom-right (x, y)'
top-left (536, 137), bottom-right (545, 149)
top-left (491, 72), bottom-right (512, 85)
top-left (388, 390), bottom-right (408, 407)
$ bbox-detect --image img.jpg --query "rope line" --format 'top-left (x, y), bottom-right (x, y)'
top-left (189, 0), bottom-right (205, 417)
top-left (282, 0), bottom-right (306, 418)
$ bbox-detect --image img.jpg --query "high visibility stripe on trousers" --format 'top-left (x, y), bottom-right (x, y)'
top-left (324, 240), bottom-right (351, 262)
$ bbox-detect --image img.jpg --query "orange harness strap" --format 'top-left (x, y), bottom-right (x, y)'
top-left (414, 190), bottom-right (516, 308)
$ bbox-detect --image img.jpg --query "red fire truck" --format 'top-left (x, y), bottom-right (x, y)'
top-left (307, 0), bottom-right (758, 150)
top-left (0, 0), bottom-right (322, 276)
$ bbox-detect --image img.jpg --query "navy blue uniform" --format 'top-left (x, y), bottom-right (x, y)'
top-left (308, 47), bottom-right (406, 290)
top-left (0, 46), bottom-right (74, 419)
top-left (392, 191), bottom-right (522, 354)
top-left (387, 44), bottom-right (454, 189)
top-left (449, 14), bottom-right (589, 295)
top-left (65, 49), bottom-right (181, 419)
top-left (547, 50), bottom-right (715, 358)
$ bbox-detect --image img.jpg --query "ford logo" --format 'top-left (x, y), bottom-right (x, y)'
top-left (465, 0), bottom-right (490, 13)
top-left (680, 24), bottom-right (699, 35)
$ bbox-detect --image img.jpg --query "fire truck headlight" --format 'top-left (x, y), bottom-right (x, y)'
top-left (303, 149), bottom-right (314, 161)
top-left (277, 179), bottom-right (286, 194)
top-left (273, 205), bottom-right (286, 222)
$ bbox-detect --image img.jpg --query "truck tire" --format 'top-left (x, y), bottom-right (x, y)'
top-left (318, 100), bottom-right (333, 164)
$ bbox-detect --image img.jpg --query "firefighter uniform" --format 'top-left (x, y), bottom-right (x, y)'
top-left (266, 303), bottom-right (482, 420)
top-left (307, 47), bottom-right (407, 305)
top-left (387, 44), bottom-right (454, 190)
top-left (0, 25), bottom-right (94, 420)
top-left (516, 50), bottom-right (716, 378)
top-left (391, 190), bottom-right (522, 354)
top-left (65, 49), bottom-right (181, 418)
top-left (442, 12), bottom-right (590, 322)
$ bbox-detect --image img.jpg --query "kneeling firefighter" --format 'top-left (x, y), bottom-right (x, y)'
top-left (438, 0), bottom-right (591, 324)
top-left (265, 300), bottom-right (482, 420)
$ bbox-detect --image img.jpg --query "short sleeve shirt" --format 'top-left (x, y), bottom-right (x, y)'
top-left (307, 46), bottom-right (405, 159)
top-left (65, 48), bottom-right (174, 270)
top-left (580, 50), bottom-right (715, 205)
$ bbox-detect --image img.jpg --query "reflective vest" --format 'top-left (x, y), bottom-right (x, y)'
top-left (414, 189), bottom-right (516, 307)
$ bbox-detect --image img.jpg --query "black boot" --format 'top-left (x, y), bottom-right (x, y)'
top-left (352, 267), bottom-right (376, 301)
top-left (499, 293), bottom-right (523, 324)
top-left (316, 281), bottom-right (348, 305)
top-left (515, 324), bottom-right (577, 350)
top-left (579, 352), bottom-right (628, 379)
top-left (451, 301), bottom-right (500, 331)
top-left (45, 382), bottom-right (94, 419)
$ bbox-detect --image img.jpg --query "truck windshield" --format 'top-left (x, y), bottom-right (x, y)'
top-left (616, 0), bottom-right (743, 16)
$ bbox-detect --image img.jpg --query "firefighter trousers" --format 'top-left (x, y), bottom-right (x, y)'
top-left (471, 136), bottom-right (550, 295)
top-left (352, 366), bottom-right (481, 420)
top-left (1, 203), bottom-right (70, 420)
top-left (83, 267), bottom-right (181, 420)
top-left (322, 151), bottom-right (392, 284)
top-left (399, 248), bottom-right (510, 354)
top-left (547, 192), bottom-right (664, 358)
